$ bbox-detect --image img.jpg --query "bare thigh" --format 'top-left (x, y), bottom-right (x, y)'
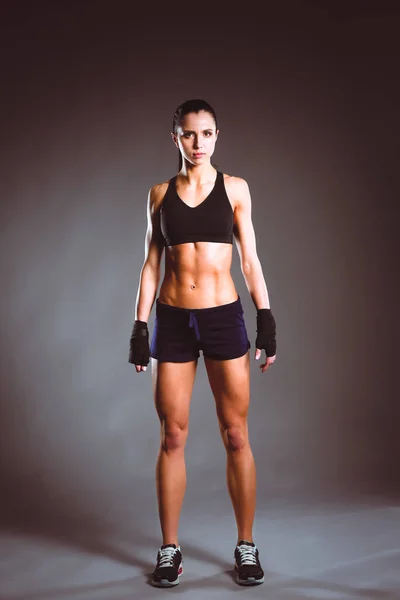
top-left (204, 351), bottom-right (250, 434)
top-left (151, 358), bottom-right (198, 430)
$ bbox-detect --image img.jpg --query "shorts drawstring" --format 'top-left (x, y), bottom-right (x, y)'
top-left (187, 311), bottom-right (201, 341)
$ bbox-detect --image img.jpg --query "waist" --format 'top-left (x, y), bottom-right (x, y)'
top-left (158, 276), bottom-right (238, 310)
top-left (156, 293), bottom-right (242, 315)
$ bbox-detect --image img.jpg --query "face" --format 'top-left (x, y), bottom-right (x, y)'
top-left (172, 110), bottom-right (219, 166)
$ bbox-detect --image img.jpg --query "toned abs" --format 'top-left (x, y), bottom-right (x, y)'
top-left (159, 241), bottom-right (237, 308)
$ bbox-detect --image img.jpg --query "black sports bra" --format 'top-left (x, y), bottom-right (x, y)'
top-left (160, 170), bottom-right (234, 247)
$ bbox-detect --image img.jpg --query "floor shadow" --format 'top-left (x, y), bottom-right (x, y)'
top-left (2, 570), bottom-right (398, 600)
top-left (0, 472), bottom-right (156, 572)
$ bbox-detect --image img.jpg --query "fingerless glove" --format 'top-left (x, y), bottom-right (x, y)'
top-left (128, 320), bottom-right (150, 366)
top-left (255, 308), bottom-right (277, 357)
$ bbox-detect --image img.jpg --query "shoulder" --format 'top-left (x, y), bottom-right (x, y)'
top-left (147, 179), bottom-right (172, 211)
top-left (222, 173), bottom-right (250, 192)
top-left (221, 173), bottom-right (251, 210)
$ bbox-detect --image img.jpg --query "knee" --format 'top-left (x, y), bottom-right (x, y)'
top-left (161, 422), bottom-right (187, 453)
top-left (224, 424), bottom-right (247, 452)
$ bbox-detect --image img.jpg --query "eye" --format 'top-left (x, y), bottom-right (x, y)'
top-left (204, 131), bottom-right (213, 137)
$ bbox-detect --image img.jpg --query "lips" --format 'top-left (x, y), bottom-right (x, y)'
top-left (193, 153), bottom-right (205, 157)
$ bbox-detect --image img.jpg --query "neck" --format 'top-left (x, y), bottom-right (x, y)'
top-left (179, 161), bottom-right (216, 184)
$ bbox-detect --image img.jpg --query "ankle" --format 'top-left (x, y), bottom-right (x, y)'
top-left (162, 540), bottom-right (179, 547)
top-left (237, 537), bottom-right (254, 545)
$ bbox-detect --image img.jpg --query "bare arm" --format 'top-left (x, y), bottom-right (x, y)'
top-left (231, 176), bottom-right (276, 370)
top-left (231, 177), bottom-right (271, 310)
top-left (134, 184), bottom-right (165, 322)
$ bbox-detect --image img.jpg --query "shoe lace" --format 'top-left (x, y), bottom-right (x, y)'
top-left (158, 546), bottom-right (177, 567)
top-left (238, 544), bottom-right (258, 565)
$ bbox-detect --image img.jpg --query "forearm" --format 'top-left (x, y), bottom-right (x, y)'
top-left (134, 262), bottom-right (161, 323)
top-left (241, 259), bottom-right (271, 310)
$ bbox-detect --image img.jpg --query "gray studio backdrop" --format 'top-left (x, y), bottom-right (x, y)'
top-left (1, 2), bottom-right (398, 542)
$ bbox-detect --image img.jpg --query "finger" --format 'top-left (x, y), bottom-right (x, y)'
top-left (263, 357), bottom-right (276, 372)
top-left (255, 348), bottom-right (262, 360)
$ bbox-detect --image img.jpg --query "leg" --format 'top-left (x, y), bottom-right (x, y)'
top-left (204, 350), bottom-right (256, 544)
top-left (151, 357), bottom-right (198, 547)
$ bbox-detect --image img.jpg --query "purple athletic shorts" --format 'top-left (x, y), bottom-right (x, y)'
top-left (149, 294), bottom-right (251, 362)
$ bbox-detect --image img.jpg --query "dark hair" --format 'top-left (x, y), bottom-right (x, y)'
top-left (172, 99), bottom-right (218, 172)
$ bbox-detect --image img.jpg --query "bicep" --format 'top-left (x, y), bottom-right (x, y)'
top-left (233, 178), bottom-right (258, 268)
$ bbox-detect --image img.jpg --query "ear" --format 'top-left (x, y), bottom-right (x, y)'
top-left (215, 129), bottom-right (219, 140)
top-left (171, 132), bottom-right (178, 148)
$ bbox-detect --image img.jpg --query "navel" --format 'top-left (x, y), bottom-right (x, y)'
top-left (190, 284), bottom-right (196, 290)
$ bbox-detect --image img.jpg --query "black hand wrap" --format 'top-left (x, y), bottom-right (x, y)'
top-left (128, 320), bottom-right (150, 366)
top-left (255, 309), bottom-right (277, 357)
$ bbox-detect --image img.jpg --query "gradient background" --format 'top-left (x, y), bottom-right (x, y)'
top-left (1, 0), bottom-right (399, 576)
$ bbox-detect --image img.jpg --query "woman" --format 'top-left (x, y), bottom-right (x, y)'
top-left (129, 99), bottom-right (277, 587)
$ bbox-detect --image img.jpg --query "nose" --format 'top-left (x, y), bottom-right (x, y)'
top-left (194, 135), bottom-right (203, 149)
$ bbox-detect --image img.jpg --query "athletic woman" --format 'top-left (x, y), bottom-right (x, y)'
top-left (129, 99), bottom-right (277, 587)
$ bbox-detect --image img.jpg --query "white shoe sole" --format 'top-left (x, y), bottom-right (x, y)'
top-left (236, 574), bottom-right (265, 585)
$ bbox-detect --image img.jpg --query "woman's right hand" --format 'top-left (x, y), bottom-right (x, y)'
top-left (129, 320), bottom-right (150, 372)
